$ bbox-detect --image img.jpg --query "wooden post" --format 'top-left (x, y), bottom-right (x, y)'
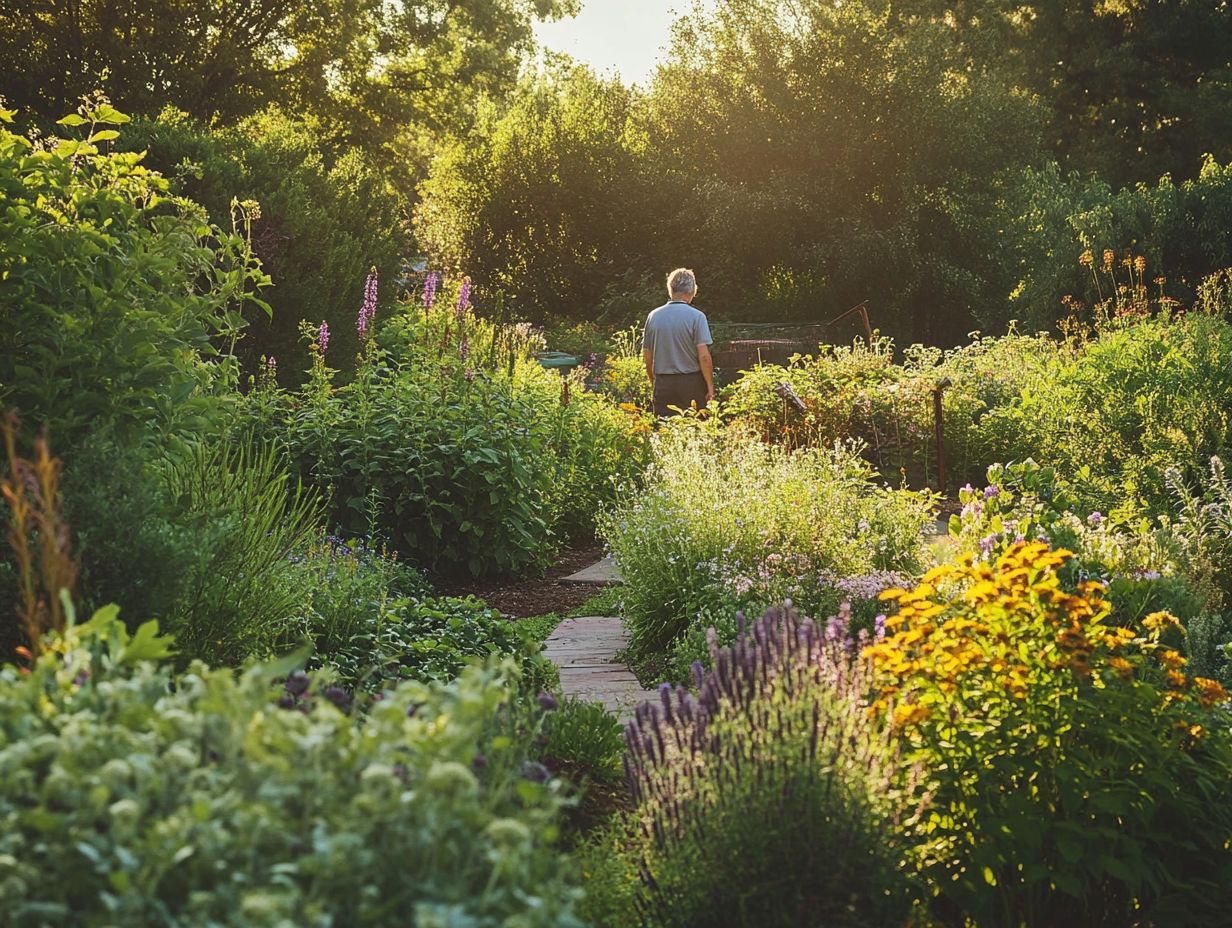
top-left (932, 377), bottom-right (952, 495)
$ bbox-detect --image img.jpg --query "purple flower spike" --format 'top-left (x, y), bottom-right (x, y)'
top-left (317, 321), bottom-right (330, 354)
top-left (266, 355), bottom-right (277, 371)
top-left (984, 485), bottom-right (1001, 500)
top-left (457, 276), bottom-right (472, 315)
top-left (874, 613), bottom-right (887, 640)
top-left (422, 270), bottom-right (439, 309)
top-left (357, 267), bottom-right (379, 339)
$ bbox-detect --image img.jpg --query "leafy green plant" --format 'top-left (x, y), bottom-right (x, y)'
top-left (0, 99), bottom-right (267, 446)
top-left (600, 416), bottom-right (933, 676)
top-left (541, 697), bottom-right (625, 785)
top-left (0, 608), bottom-right (583, 927)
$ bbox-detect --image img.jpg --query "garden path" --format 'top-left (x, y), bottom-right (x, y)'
top-left (546, 557), bottom-right (647, 721)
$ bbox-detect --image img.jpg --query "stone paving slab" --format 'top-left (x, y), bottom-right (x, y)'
top-left (560, 555), bottom-right (621, 584)
top-left (544, 615), bottom-right (647, 721)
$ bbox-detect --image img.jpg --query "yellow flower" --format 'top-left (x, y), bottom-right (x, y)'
top-left (1166, 669), bottom-right (1188, 688)
top-left (891, 703), bottom-right (930, 729)
top-left (1193, 677), bottom-right (1229, 707)
top-left (1108, 657), bottom-right (1133, 680)
top-left (1143, 611), bottom-right (1181, 634)
top-left (1157, 649), bottom-right (1187, 670)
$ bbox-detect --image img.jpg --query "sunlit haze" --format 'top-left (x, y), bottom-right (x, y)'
top-left (534, 0), bottom-right (702, 85)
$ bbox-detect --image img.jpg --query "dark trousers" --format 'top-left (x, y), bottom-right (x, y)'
top-left (653, 371), bottom-right (708, 417)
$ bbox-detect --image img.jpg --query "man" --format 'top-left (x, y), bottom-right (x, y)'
top-left (642, 268), bottom-right (714, 417)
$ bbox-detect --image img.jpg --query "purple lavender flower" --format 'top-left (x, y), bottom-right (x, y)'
top-left (984, 485), bottom-right (1001, 500)
top-left (357, 267), bottom-right (379, 339)
top-left (1087, 511), bottom-right (1104, 527)
top-left (537, 691), bottom-right (558, 711)
top-left (980, 534), bottom-right (997, 557)
top-left (457, 276), bottom-right (472, 315)
top-left (317, 321), bottom-right (330, 354)
top-left (422, 270), bottom-right (439, 309)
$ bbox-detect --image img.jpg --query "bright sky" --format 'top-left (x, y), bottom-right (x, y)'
top-left (533, 0), bottom-right (702, 86)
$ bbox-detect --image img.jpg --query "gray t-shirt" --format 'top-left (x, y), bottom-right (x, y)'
top-left (642, 301), bottom-right (713, 375)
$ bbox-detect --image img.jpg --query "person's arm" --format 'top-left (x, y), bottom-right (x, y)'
top-left (697, 343), bottom-right (714, 402)
top-left (643, 347), bottom-right (655, 388)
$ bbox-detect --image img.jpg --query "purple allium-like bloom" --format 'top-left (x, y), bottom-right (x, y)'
top-left (317, 321), bottom-right (330, 354)
top-left (323, 685), bottom-right (350, 708)
top-left (285, 670), bottom-right (310, 697)
top-left (422, 270), bottom-right (439, 309)
top-left (277, 694), bottom-right (296, 710)
top-left (521, 761), bottom-right (551, 783)
top-left (1088, 511), bottom-right (1104, 527)
top-left (537, 691), bottom-right (558, 711)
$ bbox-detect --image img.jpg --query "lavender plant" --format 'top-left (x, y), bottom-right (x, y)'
top-left (607, 604), bottom-right (916, 928)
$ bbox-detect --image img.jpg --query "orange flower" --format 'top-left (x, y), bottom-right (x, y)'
top-left (1193, 677), bottom-right (1229, 707)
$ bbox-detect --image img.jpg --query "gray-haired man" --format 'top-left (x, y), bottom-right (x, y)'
top-left (642, 268), bottom-right (714, 417)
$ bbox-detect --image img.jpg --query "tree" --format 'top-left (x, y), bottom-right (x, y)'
top-left (0, 0), bottom-right (576, 149)
top-left (417, 63), bottom-right (647, 320)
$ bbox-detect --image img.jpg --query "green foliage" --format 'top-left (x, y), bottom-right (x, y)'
top-left (0, 609), bottom-right (583, 927)
top-left (123, 107), bottom-right (405, 375)
top-left (0, 102), bottom-right (267, 445)
top-left (541, 697), bottom-right (625, 784)
top-left (870, 544), bottom-right (1232, 927)
top-left (306, 579), bottom-right (558, 695)
top-left (417, 64), bottom-right (646, 322)
top-left (247, 291), bottom-right (649, 578)
top-left (67, 438), bottom-right (321, 667)
top-left (599, 416), bottom-right (933, 675)
top-left (1, 0), bottom-right (577, 155)
top-left (723, 305), bottom-right (1232, 513)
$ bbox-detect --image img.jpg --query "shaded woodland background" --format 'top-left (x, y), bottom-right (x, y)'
top-left (5, 0), bottom-right (1232, 354)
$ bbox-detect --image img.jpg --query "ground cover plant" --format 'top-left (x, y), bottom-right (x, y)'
top-left (600, 414), bottom-right (933, 681)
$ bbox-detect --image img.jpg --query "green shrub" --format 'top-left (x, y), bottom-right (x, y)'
top-left (67, 439), bottom-right (321, 666)
top-left (306, 582), bottom-right (557, 696)
top-left (0, 101), bottom-right (266, 446)
top-left (600, 417), bottom-right (933, 675)
top-left (249, 289), bottom-right (649, 578)
top-left (595, 605), bottom-right (914, 928)
top-left (869, 544), bottom-right (1232, 926)
top-left (123, 107), bottom-right (405, 376)
top-left (0, 608), bottom-right (583, 927)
